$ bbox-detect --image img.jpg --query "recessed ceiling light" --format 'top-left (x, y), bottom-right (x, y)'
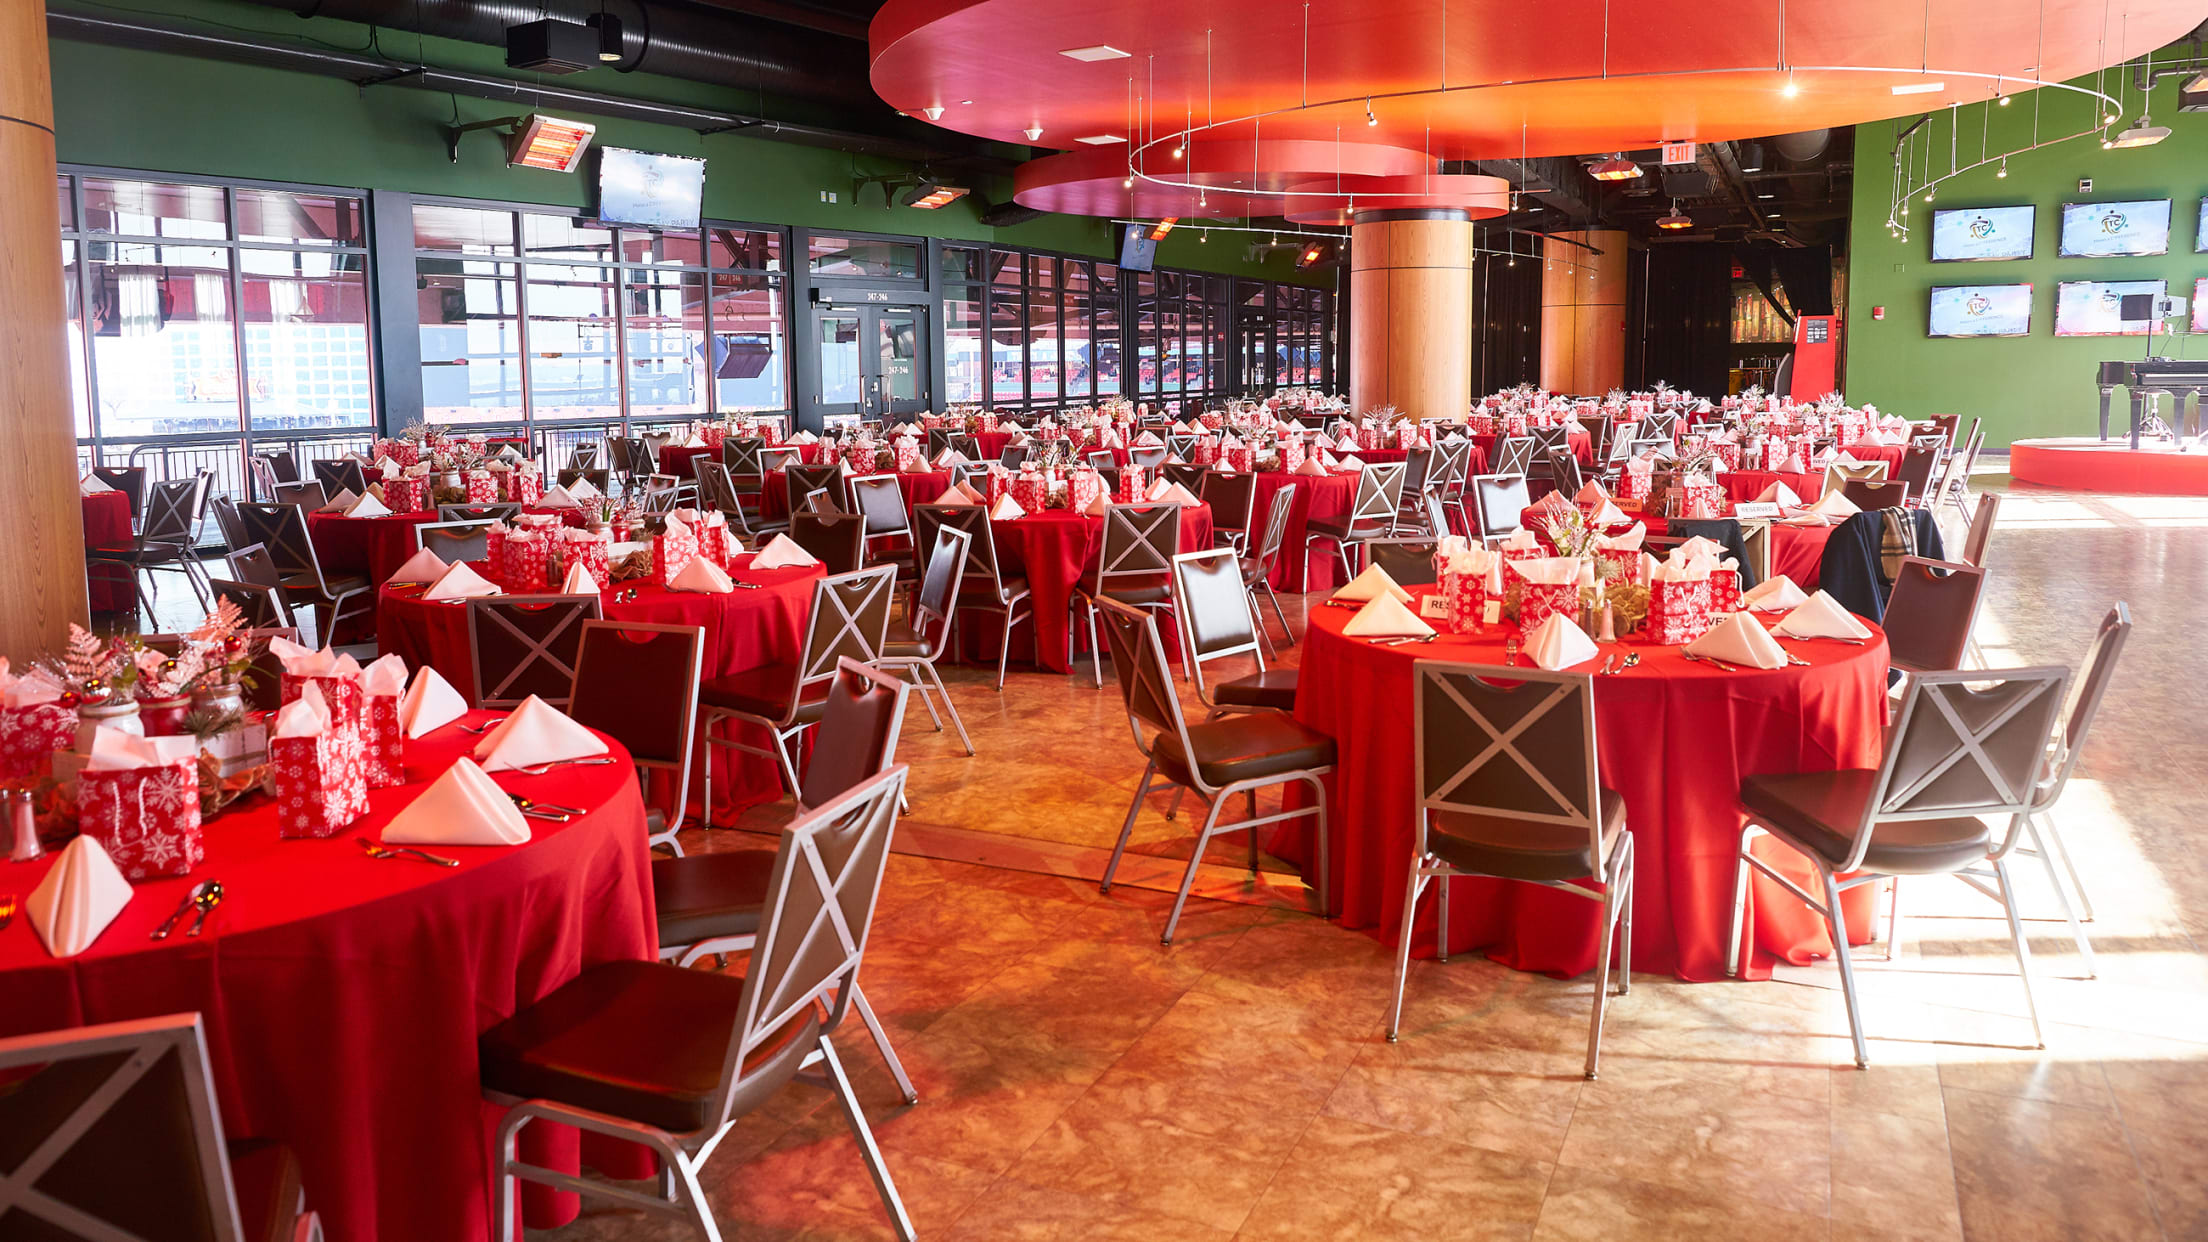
top-left (1059, 44), bottom-right (1131, 61)
top-left (1757, 193), bottom-right (1775, 199)
top-left (1891, 81), bottom-right (1946, 95)
top-left (1074, 134), bottom-right (1126, 145)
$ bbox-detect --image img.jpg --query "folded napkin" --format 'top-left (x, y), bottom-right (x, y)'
top-left (559, 560), bottom-right (600, 594)
top-left (319, 488), bottom-right (360, 513)
top-left (1332, 563), bottom-right (1413, 604)
top-left (1341, 592), bottom-right (1435, 638)
top-left (937, 481), bottom-right (986, 505)
top-left (751, 533), bottom-right (820, 569)
top-left (1336, 454), bottom-right (1366, 471)
top-left (1573, 481), bottom-right (1610, 506)
top-left (683, 434), bottom-right (706, 448)
top-left (1292, 456), bottom-right (1331, 477)
top-left (568, 475), bottom-right (602, 501)
top-left (1525, 612), bottom-right (1600, 671)
top-left (1742, 574), bottom-right (1809, 613)
top-left (1593, 522), bottom-right (1646, 554)
top-left (399, 666), bottom-right (468, 738)
top-left (933, 447), bottom-right (966, 468)
top-left (475, 694), bottom-right (610, 772)
top-left (1085, 492), bottom-right (1112, 517)
top-left (381, 545), bottom-right (447, 587)
top-left (1155, 483), bottom-right (1202, 507)
top-left (1508, 556), bottom-right (1582, 586)
top-left (78, 474), bottom-right (113, 496)
top-left (1134, 431), bottom-right (1164, 448)
top-left (85, 728), bottom-right (196, 771)
top-left (376, 454), bottom-right (401, 477)
top-left (1311, 431), bottom-right (1335, 450)
top-left (27, 836), bottom-right (133, 958)
top-left (668, 555), bottom-right (735, 594)
top-left (1589, 498), bottom-right (1630, 526)
top-left (1806, 490), bottom-right (1860, 519)
top-left (788, 430), bottom-right (818, 445)
top-left (345, 491), bottom-right (393, 518)
top-left (989, 495), bottom-right (1027, 521)
top-left (1774, 590), bottom-right (1873, 640)
top-left (382, 758), bottom-right (531, 846)
top-left (1686, 612), bottom-right (1789, 668)
top-left (423, 561), bottom-right (502, 602)
top-left (1755, 481), bottom-right (1803, 507)
top-left (268, 637), bottom-right (362, 679)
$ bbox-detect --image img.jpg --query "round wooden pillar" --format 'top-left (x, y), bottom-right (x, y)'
top-left (0, 1), bottom-right (87, 651)
top-left (1349, 210), bottom-right (1472, 421)
top-left (1539, 229), bottom-right (1628, 395)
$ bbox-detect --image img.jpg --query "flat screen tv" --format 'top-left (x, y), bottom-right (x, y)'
top-left (596, 148), bottom-right (706, 230)
top-left (1117, 223), bottom-right (1159, 272)
top-left (2054, 279), bottom-right (2165, 336)
top-left (2059, 199), bottom-right (2171, 258)
top-left (1930, 205), bottom-right (2036, 261)
top-left (2193, 278), bottom-right (2208, 332)
top-left (2197, 196), bottom-right (2208, 252)
top-left (1927, 284), bottom-right (2033, 337)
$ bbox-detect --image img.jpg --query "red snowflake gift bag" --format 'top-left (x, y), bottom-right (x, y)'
top-left (653, 514), bottom-right (700, 586)
top-left (270, 681), bottom-right (369, 840)
top-left (76, 731), bottom-right (203, 880)
top-left (0, 661), bottom-right (77, 783)
top-left (358, 653), bottom-right (409, 789)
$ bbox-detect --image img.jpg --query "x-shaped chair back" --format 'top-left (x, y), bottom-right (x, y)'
top-left (1641, 412), bottom-right (1680, 442)
top-left (640, 475), bottom-right (682, 516)
top-left (913, 505), bottom-right (1007, 599)
top-left (1093, 596), bottom-right (1201, 779)
top-left (949, 433), bottom-right (978, 460)
top-left (1548, 448), bottom-right (1584, 496)
top-left (1129, 446), bottom-right (1169, 470)
top-left (465, 593), bottom-right (604, 709)
top-left (235, 503), bottom-right (320, 580)
top-left (2043, 603), bottom-right (2130, 802)
top-left (722, 437), bottom-right (767, 483)
top-left (696, 462), bottom-right (738, 516)
top-left (248, 456), bottom-right (281, 503)
top-left (794, 566), bottom-right (897, 691)
top-left (1529, 424), bottom-right (1571, 465)
top-left (925, 428), bottom-right (958, 458)
top-left (1430, 438), bottom-right (1472, 495)
top-left (1855, 666), bottom-right (2072, 871)
top-left (1254, 483), bottom-right (1298, 569)
top-left (1349, 462), bottom-right (1406, 525)
top-left (568, 443), bottom-right (601, 472)
top-left (1822, 459), bottom-right (1889, 497)
top-left (312, 459), bottom-right (366, 500)
top-left (1166, 432), bottom-right (1199, 460)
top-left (1161, 462), bottom-right (1209, 495)
top-left (1095, 504), bottom-right (1183, 595)
top-left (1494, 436), bottom-right (1535, 476)
top-left (439, 503), bottom-right (520, 524)
top-left (1605, 428), bottom-right (1638, 466)
top-left (786, 464), bottom-right (842, 514)
top-left (272, 481), bottom-right (325, 512)
top-left (140, 477), bottom-right (202, 547)
top-left (1415, 661), bottom-right (1609, 870)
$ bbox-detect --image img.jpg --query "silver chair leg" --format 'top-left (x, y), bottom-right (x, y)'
top-left (1993, 857), bottom-right (2048, 1049)
top-left (1386, 864), bottom-right (1427, 1042)
top-left (2035, 811), bottom-right (2096, 922)
top-left (1244, 790), bottom-right (1260, 873)
top-left (771, 725), bottom-right (804, 800)
top-left (1725, 826), bottom-right (1755, 978)
top-left (1088, 603), bottom-right (1105, 688)
top-left (851, 983), bottom-right (919, 1104)
top-left (2025, 816), bottom-right (2096, 975)
top-left (1619, 839), bottom-right (1634, 994)
top-left (1262, 578), bottom-right (1295, 647)
top-left (926, 660), bottom-right (974, 756)
top-left (817, 1036), bottom-right (916, 1242)
top-left (906, 665), bottom-right (945, 731)
top-left (669, 1150), bottom-right (724, 1242)
top-left (1436, 872), bottom-right (1451, 962)
top-left (1885, 877), bottom-right (1904, 962)
top-left (995, 610), bottom-right (1014, 691)
top-left (1821, 868), bottom-right (1871, 1069)
top-left (1162, 795), bottom-right (1227, 944)
top-left (1163, 787), bottom-right (1184, 821)
top-left (1586, 850), bottom-right (1626, 1079)
top-left (1100, 760), bottom-right (1155, 894)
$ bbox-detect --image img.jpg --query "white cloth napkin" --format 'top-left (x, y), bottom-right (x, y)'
top-left (78, 474), bottom-right (113, 496)
top-left (560, 560), bottom-right (600, 593)
top-left (399, 666), bottom-right (468, 738)
top-left (273, 679), bottom-right (334, 738)
top-left (1774, 590), bottom-right (1874, 640)
top-left (382, 758), bottom-right (531, 846)
top-left (1525, 612), bottom-right (1600, 670)
top-left (423, 561), bottom-right (502, 601)
top-left (1742, 574), bottom-right (1809, 613)
top-left (319, 489), bottom-right (360, 513)
top-left (788, 431), bottom-right (818, 444)
top-left (1341, 592), bottom-right (1435, 638)
top-left (1133, 431), bottom-right (1164, 447)
top-left (1573, 481), bottom-right (1610, 506)
top-left (1755, 481), bottom-right (1803, 507)
top-left (345, 492), bottom-right (393, 518)
top-left (475, 694), bottom-right (610, 772)
top-left (27, 836), bottom-right (133, 958)
top-left (933, 447), bottom-right (965, 468)
top-left (1808, 490), bottom-right (1861, 518)
top-left (683, 434), bottom-right (706, 448)
top-left (1292, 456), bottom-right (1330, 477)
top-left (668, 556), bottom-right (735, 594)
top-left (568, 475), bottom-right (602, 501)
top-left (1589, 498), bottom-right (1629, 526)
top-left (387, 547), bottom-right (447, 585)
top-left (1686, 612), bottom-right (1789, 668)
top-left (1084, 492), bottom-right (1112, 517)
top-left (989, 495), bottom-right (1027, 521)
top-left (1336, 454), bottom-right (1366, 471)
top-left (1311, 431), bottom-right (1335, 450)
top-left (1508, 556), bottom-right (1582, 586)
top-left (1332, 563), bottom-right (1412, 604)
top-left (751, 533), bottom-right (820, 569)
top-left (1154, 483), bottom-right (1201, 507)
top-left (938, 481), bottom-right (986, 505)
top-left (537, 485), bottom-right (579, 509)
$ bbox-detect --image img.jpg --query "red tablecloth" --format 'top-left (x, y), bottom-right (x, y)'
top-left (1518, 505), bottom-right (1838, 590)
top-left (307, 512), bottom-right (438, 586)
top-left (759, 468), bottom-right (951, 524)
top-left (1721, 469), bottom-right (1823, 505)
top-left (377, 553), bottom-right (828, 821)
top-left (1253, 470), bottom-right (1359, 593)
top-left (83, 490), bottom-right (135, 612)
top-left (659, 441), bottom-right (823, 481)
top-left (1287, 589), bottom-right (1891, 981)
top-left (963, 506), bottom-right (1212, 675)
top-left (0, 716), bottom-right (655, 1242)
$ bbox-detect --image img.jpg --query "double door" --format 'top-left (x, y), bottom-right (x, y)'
top-left (813, 303), bottom-right (928, 422)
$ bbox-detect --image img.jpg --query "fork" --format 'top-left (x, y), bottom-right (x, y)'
top-left (459, 717), bottom-right (508, 735)
top-left (505, 756), bottom-right (617, 777)
top-left (355, 836), bottom-right (460, 867)
top-left (1597, 654), bottom-right (1617, 676)
top-left (1680, 650), bottom-right (1743, 672)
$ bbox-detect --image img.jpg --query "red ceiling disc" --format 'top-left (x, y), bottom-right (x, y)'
top-left (1277, 173), bottom-right (1512, 224)
top-left (1012, 138), bottom-right (1438, 217)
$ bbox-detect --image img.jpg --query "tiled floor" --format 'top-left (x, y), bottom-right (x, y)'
top-left (140, 470), bottom-right (2208, 1239)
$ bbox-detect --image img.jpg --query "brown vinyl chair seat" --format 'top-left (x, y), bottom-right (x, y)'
top-left (1429, 790), bottom-right (1626, 884)
top-left (881, 625), bottom-right (938, 660)
top-left (1152, 712), bottom-right (1336, 788)
top-left (1741, 769), bottom-right (1994, 875)
top-left (956, 576), bottom-right (1028, 606)
top-left (280, 572), bottom-right (367, 595)
top-left (1091, 573), bottom-right (1173, 606)
top-left (653, 848), bottom-right (777, 946)
top-left (225, 1138), bottom-right (304, 1242)
top-left (1213, 668), bottom-right (1299, 711)
top-left (479, 960), bottom-right (816, 1134)
top-left (1239, 556), bottom-right (1273, 588)
top-left (1305, 516), bottom-right (1391, 541)
top-left (699, 663), bottom-right (830, 721)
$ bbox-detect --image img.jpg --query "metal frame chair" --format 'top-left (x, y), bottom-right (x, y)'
top-left (223, 544), bottom-right (298, 629)
top-left (1839, 478), bottom-right (1911, 510)
top-left (1387, 662), bottom-right (1633, 1078)
top-left (1074, 502), bottom-right (1185, 686)
top-left (785, 463), bottom-right (843, 515)
top-left (484, 766), bottom-right (916, 1242)
top-left (2008, 603), bottom-right (2130, 947)
top-left (310, 459), bottom-right (367, 501)
top-left (1640, 411), bottom-right (1681, 442)
top-left (1094, 597), bottom-right (1335, 943)
top-left (789, 510), bottom-right (868, 575)
top-left (1365, 535), bottom-right (1443, 586)
top-left (1547, 446), bottom-right (1585, 497)
top-left (1822, 458), bottom-right (1890, 497)
top-left (569, 619), bottom-right (704, 855)
top-left (89, 475), bottom-right (211, 617)
top-left (1726, 665), bottom-right (2072, 1066)
top-left (439, 502), bottom-right (521, 523)
top-left (1493, 435), bottom-right (1536, 476)
top-left (1469, 473), bottom-right (1532, 544)
top-left (233, 503), bottom-right (369, 642)
top-left (1942, 423), bottom-right (1986, 522)
top-left (1199, 468), bottom-right (1257, 553)
top-left (1894, 444), bottom-right (1941, 502)
top-left (414, 519), bottom-right (496, 564)
top-left (911, 504), bottom-right (1033, 691)
top-left (847, 474), bottom-right (916, 569)
top-left (272, 480), bottom-right (327, 511)
top-left (1170, 547), bottom-right (1296, 713)
top-left (880, 525), bottom-right (977, 755)
top-left (556, 467), bottom-right (611, 495)
top-left (89, 463), bottom-right (148, 527)
top-left (1884, 556), bottom-right (1986, 680)
top-left (1242, 482), bottom-right (1300, 651)
top-left (207, 577), bottom-right (290, 631)
top-left (640, 473), bottom-right (685, 515)
top-left (1301, 460), bottom-right (1405, 583)
top-left (464, 593), bottom-right (604, 710)
top-left (1960, 491), bottom-right (2000, 568)
top-left (1428, 437), bottom-right (1474, 535)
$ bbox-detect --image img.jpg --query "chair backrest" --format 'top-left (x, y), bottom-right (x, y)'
top-left (233, 503), bottom-right (322, 581)
top-left (695, 461), bottom-right (737, 514)
top-left (1166, 432), bottom-right (1199, 460)
top-left (568, 442), bottom-right (602, 472)
top-left (257, 450), bottom-right (301, 485)
top-left (1470, 473), bottom-right (1531, 539)
top-left (1161, 462), bottom-right (1209, 495)
top-left (1094, 503), bottom-right (1183, 595)
top-left (0, 1013), bottom-right (252, 1242)
top-left (641, 474), bottom-right (682, 515)
top-left (1926, 413), bottom-right (1962, 445)
top-left (248, 456), bottom-right (281, 503)
top-left (1547, 447), bottom-right (1584, 496)
top-left (207, 578), bottom-right (288, 630)
top-left (140, 477), bottom-right (202, 545)
top-left (2042, 602), bottom-right (2131, 803)
top-left (568, 620), bottom-right (703, 772)
top-left (998, 443), bottom-right (1029, 470)
top-left (208, 495), bottom-right (247, 551)
top-left (1170, 548), bottom-right (1264, 704)
top-left (1429, 437), bottom-right (1473, 495)
top-left (722, 436), bottom-right (767, 481)
top-left (910, 523), bottom-right (972, 653)
top-left (465, 593), bottom-right (604, 708)
top-left (272, 480), bottom-right (326, 511)
top-left (1253, 481), bottom-right (1298, 571)
top-left (224, 542), bottom-right (283, 593)
top-left (311, 458), bottom-right (366, 499)
top-left (1129, 445), bottom-right (1169, 470)
top-left (913, 503), bottom-right (1007, 599)
top-left (786, 463), bottom-right (842, 514)
top-left (1198, 469), bottom-right (1256, 533)
top-left (1822, 458), bottom-right (1889, 496)
top-left (415, 519), bottom-right (495, 564)
top-left (1414, 660), bottom-right (1610, 872)
top-left (1349, 461), bottom-right (1407, 525)
top-left (1093, 595), bottom-right (1199, 773)
top-left (848, 474), bottom-right (911, 538)
top-left (439, 502), bottom-right (520, 524)
top-left (1895, 445), bottom-right (1941, 496)
top-left (720, 763), bottom-right (906, 1103)
top-left (793, 567), bottom-right (898, 697)
top-left (1641, 411), bottom-right (1680, 441)
top-left (1883, 556), bottom-right (1987, 674)
top-left (789, 511), bottom-right (868, 574)
top-left (1494, 436), bottom-right (1535, 475)
top-left (1367, 536), bottom-right (1441, 586)
top-left (1085, 449), bottom-right (1117, 471)
top-left (91, 464), bottom-right (148, 524)
top-left (1840, 478), bottom-right (1910, 511)
top-left (925, 428), bottom-right (958, 458)
top-left (1960, 491), bottom-right (2000, 567)
top-left (1398, 445), bottom-right (1433, 496)
top-left (1850, 665), bottom-right (2072, 871)
top-left (1604, 428), bottom-right (1638, 465)
top-left (797, 658), bottom-right (913, 810)
top-left (557, 467), bottom-right (611, 494)
top-left (1529, 424), bottom-right (1571, 466)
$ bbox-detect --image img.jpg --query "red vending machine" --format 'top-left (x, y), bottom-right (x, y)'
top-left (1789, 314), bottom-right (1839, 402)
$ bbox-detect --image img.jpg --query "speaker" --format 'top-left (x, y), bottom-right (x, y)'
top-left (506, 20), bottom-right (598, 74)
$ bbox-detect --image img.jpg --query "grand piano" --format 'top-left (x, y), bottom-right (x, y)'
top-left (2097, 358), bottom-right (2208, 449)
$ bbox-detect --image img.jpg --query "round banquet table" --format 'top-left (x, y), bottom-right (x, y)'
top-left (758, 467), bottom-right (951, 524)
top-left (1252, 470), bottom-right (1358, 594)
top-left (307, 511), bottom-right (437, 586)
top-left (1518, 504), bottom-right (1838, 591)
top-left (956, 505), bottom-right (1212, 675)
top-left (1720, 468), bottom-right (1824, 506)
top-left (83, 489), bottom-right (135, 612)
top-left (376, 553), bottom-right (828, 820)
top-left (1467, 428), bottom-right (1593, 465)
top-left (1286, 589), bottom-right (1891, 981)
top-left (0, 714), bottom-right (656, 1242)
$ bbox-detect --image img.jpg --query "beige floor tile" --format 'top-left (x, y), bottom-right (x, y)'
top-left (1236, 1114), bottom-right (1552, 1241)
top-left (1530, 1165), bottom-right (1831, 1242)
top-left (1943, 1085), bottom-right (2163, 1242)
top-left (1556, 1065), bottom-right (1833, 1217)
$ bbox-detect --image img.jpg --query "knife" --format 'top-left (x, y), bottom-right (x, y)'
top-left (151, 881), bottom-right (208, 941)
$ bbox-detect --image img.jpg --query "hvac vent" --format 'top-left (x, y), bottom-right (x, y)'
top-left (506, 20), bottom-right (599, 74)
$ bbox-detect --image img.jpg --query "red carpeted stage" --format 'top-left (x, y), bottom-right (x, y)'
top-left (2010, 437), bottom-right (2208, 496)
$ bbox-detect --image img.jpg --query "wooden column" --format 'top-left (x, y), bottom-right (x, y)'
top-left (1349, 210), bottom-right (1472, 421)
top-left (1539, 229), bottom-right (1628, 395)
top-left (0, 2), bottom-right (85, 653)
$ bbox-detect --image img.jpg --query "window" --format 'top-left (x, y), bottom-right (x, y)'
top-left (942, 247), bottom-right (984, 405)
top-left (808, 235), bottom-right (919, 279)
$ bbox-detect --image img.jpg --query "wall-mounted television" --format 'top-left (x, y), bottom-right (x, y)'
top-left (2054, 279), bottom-right (2165, 336)
top-left (1117, 223), bottom-right (1159, 272)
top-left (2059, 199), bottom-right (2171, 258)
top-left (596, 148), bottom-right (706, 230)
top-left (2193, 278), bottom-right (2208, 332)
top-left (1927, 284), bottom-right (2033, 337)
top-left (1931, 205), bottom-right (2036, 261)
top-left (2196, 196), bottom-right (2208, 253)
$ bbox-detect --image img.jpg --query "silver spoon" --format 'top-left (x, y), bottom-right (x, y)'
top-left (1620, 652), bottom-right (1641, 671)
top-left (355, 836), bottom-right (459, 867)
top-left (506, 756), bottom-right (616, 777)
top-left (151, 881), bottom-right (209, 940)
top-left (185, 880), bottom-right (224, 937)
top-left (459, 717), bottom-right (508, 735)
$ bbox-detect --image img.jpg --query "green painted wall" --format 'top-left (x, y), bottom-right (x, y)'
top-left (45, 0), bottom-right (1319, 284)
top-left (1846, 72), bottom-right (2208, 448)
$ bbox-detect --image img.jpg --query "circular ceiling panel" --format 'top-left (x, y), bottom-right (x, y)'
top-left (1278, 173), bottom-right (1513, 224)
top-left (1011, 138), bottom-right (1438, 216)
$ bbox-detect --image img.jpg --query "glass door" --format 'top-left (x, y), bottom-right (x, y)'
top-left (810, 302), bottom-right (930, 423)
top-left (813, 307), bottom-right (865, 421)
top-left (875, 306), bottom-right (928, 419)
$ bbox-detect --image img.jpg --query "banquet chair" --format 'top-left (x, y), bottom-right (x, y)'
top-left (848, 474), bottom-right (917, 574)
top-left (415, 519), bottom-right (495, 565)
top-left (1642, 411), bottom-right (1681, 442)
top-left (999, 443), bottom-right (1029, 470)
top-left (1894, 445), bottom-right (1941, 503)
top-left (1548, 447), bottom-right (1585, 497)
top-left (1365, 536), bottom-right (1442, 586)
top-left (482, 765), bottom-right (917, 1242)
top-left (912, 504), bottom-right (1032, 690)
top-left (556, 467), bottom-right (611, 495)
top-left (1095, 598), bottom-right (1335, 944)
top-left (1725, 665), bottom-right (2072, 1067)
top-left (1302, 461), bottom-right (1405, 583)
top-left (1162, 461), bottom-right (1210, 495)
top-left (210, 494), bottom-right (248, 552)
top-left (272, 481), bottom-right (326, 511)
top-left (701, 566), bottom-right (897, 811)
top-left (439, 502), bottom-right (520, 523)
top-left (702, 463), bottom-right (788, 540)
top-left (721, 435), bottom-right (770, 508)
top-left (310, 459), bottom-right (367, 501)
top-left (881, 525), bottom-right (977, 755)
top-left (1074, 503), bottom-right (1186, 686)
top-left (209, 577), bottom-right (290, 631)
top-left (1527, 425), bottom-right (1572, 486)
top-left (1942, 424), bottom-right (1986, 522)
top-left (607, 436), bottom-right (649, 493)
top-left (1130, 445), bottom-right (1169, 471)
top-left (1925, 413), bottom-right (1962, 447)
top-left (0, 1013), bottom-right (323, 1242)
top-left (786, 463), bottom-right (843, 515)
top-left (90, 463), bottom-right (148, 526)
top-left (1596, 428), bottom-right (1637, 490)
top-left (249, 452), bottom-right (293, 502)
top-left (2007, 602), bottom-right (2130, 942)
top-left (1199, 469), bottom-right (1257, 552)
top-left (1244, 483), bottom-right (1299, 649)
top-left (224, 544), bottom-right (300, 629)
top-left (1470, 473), bottom-right (1532, 544)
top-left (1167, 431), bottom-right (1200, 461)
top-left (1389, 661), bottom-right (1634, 1077)
top-left (1494, 436), bottom-right (1536, 476)
top-left (465, 594), bottom-right (604, 710)
top-left (568, 442), bottom-right (602, 472)
top-left (1840, 478), bottom-right (1911, 511)
top-left (1086, 449), bottom-right (1118, 472)
top-left (949, 432), bottom-right (979, 460)
top-left (569, 620), bottom-right (703, 856)
top-left (1429, 437), bottom-right (1475, 534)
top-left (1822, 458), bottom-right (1889, 497)
top-left (947, 460), bottom-right (990, 493)
top-left (1959, 491), bottom-right (2000, 568)
top-left (925, 428), bottom-right (959, 458)
top-left (1884, 555), bottom-right (1986, 682)
top-left (641, 474), bottom-right (685, 516)
top-left (1171, 547), bottom-right (1297, 712)
top-left (790, 511), bottom-right (868, 575)
top-left (1392, 446), bottom-right (1434, 531)
top-left (89, 476), bottom-right (212, 618)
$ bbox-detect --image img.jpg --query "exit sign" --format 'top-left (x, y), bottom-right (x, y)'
top-left (1661, 141), bottom-right (1696, 165)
